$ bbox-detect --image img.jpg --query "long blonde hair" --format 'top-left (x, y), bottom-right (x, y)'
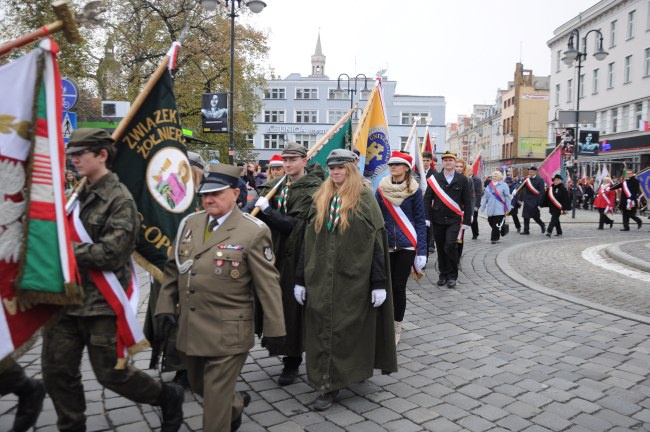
top-left (313, 163), bottom-right (364, 233)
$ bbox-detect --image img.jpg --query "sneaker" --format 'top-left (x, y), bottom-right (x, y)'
top-left (447, 279), bottom-right (457, 288)
top-left (13, 377), bottom-right (45, 432)
top-left (436, 277), bottom-right (447, 286)
top-left (230, 391), bottom-right (251, 431)
top-left (313, 390), bottom-right (339, 411)
top-left (160, 383), bottom-right (184, 432)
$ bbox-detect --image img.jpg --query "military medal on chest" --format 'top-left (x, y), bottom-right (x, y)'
top-left (231, 261), bottom-right (240, 279)
top-left (215, 251), bottom-right (224, 275)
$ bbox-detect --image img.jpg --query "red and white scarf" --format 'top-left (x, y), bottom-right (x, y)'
top-left (68, 202), bottom-right (148, 369)
top-left (378, 187), bottom-right (422, 277)
top-left (547, 187), bottom-right (563, 210)
top-left (427, 174), bottom-right (465, 241)
top-left (622, 180), bottom-right (636, 209)
top-left (524, 177), bottom-right (540, 196)
top-left (426, 175), bottom-right (463, 217)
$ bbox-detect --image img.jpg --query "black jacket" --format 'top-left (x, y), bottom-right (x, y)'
top-left (423, 171), bottom-right (472, 226)
top-left (540, 183), bottom-right (570, 215)
top-left (610, 176), bottom-right (641, 211)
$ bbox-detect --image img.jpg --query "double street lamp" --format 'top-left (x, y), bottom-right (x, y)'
top-left (335, 73), bottom-right (370, 110)
top-left (561, 28), bottom-right (608, 218)
top-left (200, 0), bottom-right (267, 164)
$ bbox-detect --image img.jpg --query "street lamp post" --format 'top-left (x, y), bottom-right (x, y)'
top-left (335, 73), bottom-right (370, 110)
top-left (200, 0), bottom-right (267, 164)
top-left (561, 28), bottom-right (608, 218)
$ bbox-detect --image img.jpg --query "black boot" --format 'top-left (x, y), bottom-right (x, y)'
top-left (159, 382), bottom-right (184, 432)
top-left (278, 357), bottom-right (300, 386)
top-left (13, 377), bottom-right (46, 432)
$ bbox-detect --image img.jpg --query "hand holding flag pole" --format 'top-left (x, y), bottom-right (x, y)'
top-left (250, 105), bottom-right (358, 217)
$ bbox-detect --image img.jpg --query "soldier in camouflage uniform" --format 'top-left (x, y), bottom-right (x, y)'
top-left (41, 129), bottom-right (184, 432)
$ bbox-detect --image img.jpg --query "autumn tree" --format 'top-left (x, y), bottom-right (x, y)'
top-left (1, 0), bottom-right (270, 161)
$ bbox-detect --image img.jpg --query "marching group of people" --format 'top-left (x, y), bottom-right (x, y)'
top-left (2, 126), bottom-right (648, 432)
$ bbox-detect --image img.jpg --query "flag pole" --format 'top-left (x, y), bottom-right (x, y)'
top-left (0, 1), bottom-right (81, 58)
top-left (402, 119), bottom-right (418, 152)
top-left (352, 85), bottom-right (378, 147)
top-left (250, 106), bottom-right (357, 218)
top-left (115, 56), bottom-right (173, 282)
top-left (515, 144), bottom-right (562, 195)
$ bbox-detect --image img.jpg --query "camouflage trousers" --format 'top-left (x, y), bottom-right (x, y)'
top-left (0, 358), bottom-right (27, 396)
top-left (42, 314), bottom-right (163, 432)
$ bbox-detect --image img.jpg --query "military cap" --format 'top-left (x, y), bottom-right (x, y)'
top-left (552, 174), bottom-right (563, 181)
top-left (198, 163), bottom-right (242, 194)
top-left (65, 128), bottom-right (114, 154)
top-left (505, 177), bottom-right (513, 184)
top-left (326, 149), bottom-right (356, 167)
top-left (528, 166), bottom-right (538, 171)
top-left (441, 151), bottom-right (456, 160)
top-left (282, 142), bottom-right (307, 158)
top-left (188, 151), bottom-right (206, 170)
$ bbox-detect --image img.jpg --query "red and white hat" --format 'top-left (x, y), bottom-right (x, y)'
top-left (387, 151), bottom-right (413, 168)
top-left (268, 154), bottom-right (283, 167)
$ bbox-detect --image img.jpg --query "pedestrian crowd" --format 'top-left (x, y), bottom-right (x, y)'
top-left (2, 128), bottom-right (648, 432)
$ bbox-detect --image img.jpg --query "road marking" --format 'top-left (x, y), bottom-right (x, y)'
top-left (582, 245), bottom-right (650, 282)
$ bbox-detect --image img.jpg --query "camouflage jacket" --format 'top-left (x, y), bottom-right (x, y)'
top-left (66, 173), bottom-right (138, 316)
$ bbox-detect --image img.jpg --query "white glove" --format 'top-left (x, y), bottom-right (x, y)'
top-left (256, 196), bottom-right (270, 211)
top-left (414, 256), bottom-right (427, 273)
top-left (371, 289), bottom-right (387, 308)
top-left (294, 284), bottom-right (306, 305)
top-left (425, 220), bottom-right (431, 227)
top-left (462, 224), bottom-right (471, 231)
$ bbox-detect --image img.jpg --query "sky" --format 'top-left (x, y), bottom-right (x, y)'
top-left (246, 0), bottom-right (599, 124)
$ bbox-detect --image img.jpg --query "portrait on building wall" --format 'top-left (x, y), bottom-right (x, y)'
top-left (577, 130), bottom-right (599, 156)
top-left (201, 92), bottom-right (228, 133)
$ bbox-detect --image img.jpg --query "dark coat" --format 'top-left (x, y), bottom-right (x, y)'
top-left (470, 175), bottom-right (483, 210)
top-left (423, 171), bottom-right (472, 226)
top-left (610, 176), bottom-right (641, 211)
top-left (297, 187), bottom-right (397, 393)
top-left (519, 175), bottom-right (546, 219)
top-left (253, 172), bottom-right (322, 356)
top-left (540, 182), bottom-right (570, 215)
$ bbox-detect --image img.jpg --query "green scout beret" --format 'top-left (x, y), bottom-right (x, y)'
top-left (65, 128), bottom-right (114, 154)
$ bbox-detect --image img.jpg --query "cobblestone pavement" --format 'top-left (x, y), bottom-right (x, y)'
top-left (2, 211), bottom-right (650, 432)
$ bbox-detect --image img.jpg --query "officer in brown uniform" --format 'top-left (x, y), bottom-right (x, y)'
top-left (42, 128), bottom-right (184, 432)
top-left (156, 163), bottom-right (286, 432)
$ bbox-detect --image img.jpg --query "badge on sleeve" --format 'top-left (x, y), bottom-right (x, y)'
top-left (263, 246), bottom-right (273, 261)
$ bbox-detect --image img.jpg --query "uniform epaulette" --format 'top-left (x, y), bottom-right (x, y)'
top-left (243, 212), bottom-right (266, 228)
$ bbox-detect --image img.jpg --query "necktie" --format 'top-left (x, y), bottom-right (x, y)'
top-left (327, 194), bottom-right (341, 232)
top-left (278, 184), bottom-right (290, 214)
top-left (208, 218), bottom-right (219, 231)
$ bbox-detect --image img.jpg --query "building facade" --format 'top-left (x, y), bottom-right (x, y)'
top-left (251, 34), bottom-right (446, 163)
top-left (447, 63), bottom-right (549, 178)
top-left (547, 0), bottom-right (650, 177)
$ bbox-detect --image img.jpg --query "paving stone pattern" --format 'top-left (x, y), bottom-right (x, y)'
top-left (2, 214), bottom-right (650, 431)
